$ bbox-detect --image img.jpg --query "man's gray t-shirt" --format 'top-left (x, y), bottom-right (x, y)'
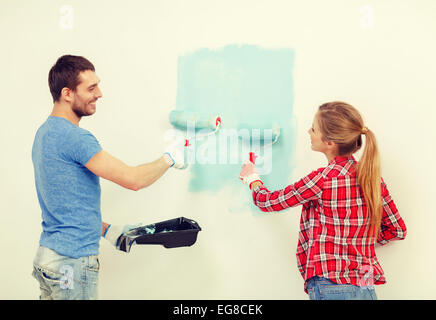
top-left (32, 116), bottom-right (102, 258)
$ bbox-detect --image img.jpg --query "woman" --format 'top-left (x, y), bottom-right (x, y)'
top-left (239, 101), bottom-right (407, 300)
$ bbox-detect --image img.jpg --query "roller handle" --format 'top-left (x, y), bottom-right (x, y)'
top-left (249, 152), bottom-right (257, 164)
top-left (182, 116), bottom-right (221, 148)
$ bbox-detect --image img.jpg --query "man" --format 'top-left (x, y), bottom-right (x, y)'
top-left (31, 55), bottom-right (185, 300)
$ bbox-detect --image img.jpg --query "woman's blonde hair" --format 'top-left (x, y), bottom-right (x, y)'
top-left (317, 101), bottom-right (382, 239)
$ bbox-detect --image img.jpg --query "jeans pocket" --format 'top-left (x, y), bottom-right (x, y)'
top-left (82, 258), bottom-right (99, 299)
top-left (87, 257), bottom-right (100, 272)
top-left (35, 266), bottom-right (63, 284)
top-left (33, 265), bottom-right (74, 300)
top-left (84, 257), bottom-right (100, 292)
top-left (319, 284), bottom-right (357, 300)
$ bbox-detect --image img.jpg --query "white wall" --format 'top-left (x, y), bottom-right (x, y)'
top-left (1, 0), bottom-right (435, 299)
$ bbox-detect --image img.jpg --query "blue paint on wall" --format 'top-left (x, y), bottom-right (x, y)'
top-left (174, 44), bottom-right (296, 214)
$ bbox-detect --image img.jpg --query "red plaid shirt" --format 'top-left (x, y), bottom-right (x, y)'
top-left (252, 155), bottom-right (407, 293)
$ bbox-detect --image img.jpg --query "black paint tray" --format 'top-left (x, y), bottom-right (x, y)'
top-left (117, 217), bottom-right (201, 253)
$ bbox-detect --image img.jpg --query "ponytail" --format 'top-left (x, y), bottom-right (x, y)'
top-left (317, 102), bottom-right (382, 241)
top-left (357, 129), bottom-right (382, 240)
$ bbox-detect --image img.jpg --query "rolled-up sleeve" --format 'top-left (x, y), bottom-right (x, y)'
top-left (377, 179), bottom-right (407, 245)
top-left (252, 169), bottom-right (324, 212)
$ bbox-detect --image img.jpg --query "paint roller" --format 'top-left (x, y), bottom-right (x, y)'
top-left (169, 110), bottom-right (222, 146)
top-left (237, 121), bottom-right (281, 164)
top-left (169, 110), bottom-right (280, 164)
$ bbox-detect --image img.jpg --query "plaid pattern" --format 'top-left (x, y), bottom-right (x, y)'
top-left (252, 155), bottom-right (407, 292)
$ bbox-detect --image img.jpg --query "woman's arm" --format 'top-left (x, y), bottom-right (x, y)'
top-left (251, 169), bottom-right (324, 212)
top-left (377, 179), bottom-right (407, 244)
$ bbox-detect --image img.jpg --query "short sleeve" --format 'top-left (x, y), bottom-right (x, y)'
top-left (66, 129), bottom-right (102, 166)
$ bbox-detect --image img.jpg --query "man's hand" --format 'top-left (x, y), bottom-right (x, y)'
top-left (164, 139), bottom-right (191, 170)
top-left (239, 161), bottom-right (262, 189)
top-left (103, 223), bottom-right (142, 248)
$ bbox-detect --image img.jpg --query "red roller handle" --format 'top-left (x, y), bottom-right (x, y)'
top-left (249, 152), bottom-right (257, 164)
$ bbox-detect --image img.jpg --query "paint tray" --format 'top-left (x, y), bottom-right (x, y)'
top-left (117, 217), bottom-right (201, 253)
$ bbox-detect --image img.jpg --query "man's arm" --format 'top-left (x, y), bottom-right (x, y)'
top-left (85, 150), bottom-right (171, 191)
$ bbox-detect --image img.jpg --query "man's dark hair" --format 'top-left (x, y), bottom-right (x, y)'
top-left (48, 55), bottom-right (95, 102)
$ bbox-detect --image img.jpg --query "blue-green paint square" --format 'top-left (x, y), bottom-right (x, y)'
top-left (174, 44), bottom-right (296, 213)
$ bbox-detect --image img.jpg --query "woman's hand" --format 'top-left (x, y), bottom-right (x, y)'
top-left (239, 161), bottom-right (262, 189)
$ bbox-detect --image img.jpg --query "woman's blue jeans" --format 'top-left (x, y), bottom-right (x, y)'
top-left (32, 246), bottom-right (100, 300)
top-left (306, 276), bottom-right (377, 300)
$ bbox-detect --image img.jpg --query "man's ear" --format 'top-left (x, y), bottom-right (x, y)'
top-left (60, 87), bottom-right (74, 103)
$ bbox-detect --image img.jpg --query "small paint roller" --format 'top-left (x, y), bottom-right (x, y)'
top-left (238, 122), bottom-right (281, 164)
top-left (169, 110), bottom-right (222, 146)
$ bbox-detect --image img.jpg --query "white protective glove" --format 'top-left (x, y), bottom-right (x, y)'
top-left (164, 138), bottom-right (191, 170)
top-left (103, 223), bottom-right (142, 248)
top-left (239, 160), bottom-right (262, 189)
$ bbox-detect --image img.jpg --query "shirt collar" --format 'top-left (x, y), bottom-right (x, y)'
top-left (329, 155), bottom-right (356, 165)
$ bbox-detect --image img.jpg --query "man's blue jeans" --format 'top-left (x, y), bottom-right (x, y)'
top-left (32, 246), bottom-right (100, 300)
top-left (306, 276), bottom-right (377, 300)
